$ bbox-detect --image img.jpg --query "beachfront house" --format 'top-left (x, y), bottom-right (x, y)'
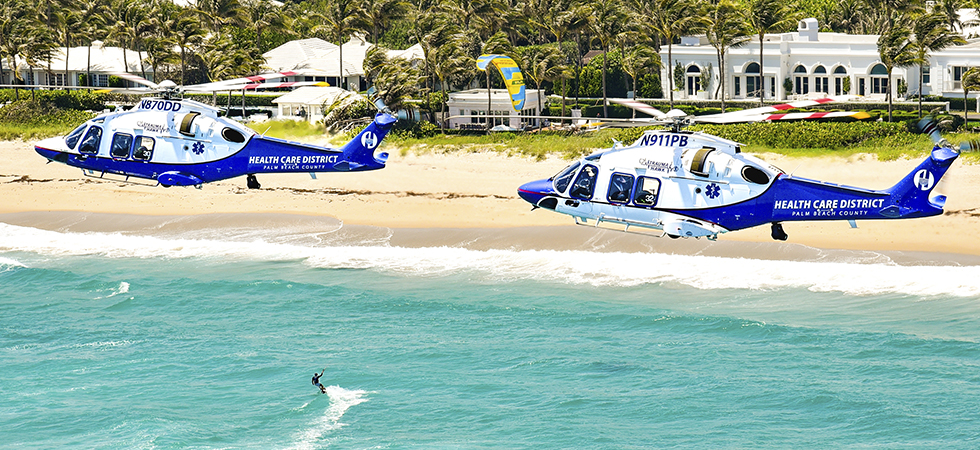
top-left (663, 17), bottom-right (980, 102)
top-left (446, 89), bottom-right (546, 130)
top-left (0, 41), bottom-right (150, 87)
top-left (272, 86), bottom-right (367, 124)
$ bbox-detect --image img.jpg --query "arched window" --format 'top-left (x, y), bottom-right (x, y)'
top-left (686, 65), bottom-right (702, 96)
top-left (870, 63), bottom-right (888, 94)
top-left (813, 66), bottom-right (828, 94)
top-left (833, 66), bottom-right (848, 95)
top-left (745, 63), bottom-right (761, 98)
top-left (794, 65), bottom-right (809, 95)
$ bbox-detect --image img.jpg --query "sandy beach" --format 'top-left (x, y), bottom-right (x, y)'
top-left (3, 137), bottom-right (980, 261)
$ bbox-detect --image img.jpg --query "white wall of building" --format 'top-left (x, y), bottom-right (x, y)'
top-left (447, 89), bottom-right (545, 130)
top-left (659, 19), bottom-right (974, 102)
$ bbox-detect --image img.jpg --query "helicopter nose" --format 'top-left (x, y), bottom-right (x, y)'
top-left (518, 178), bottom-right (555, 207)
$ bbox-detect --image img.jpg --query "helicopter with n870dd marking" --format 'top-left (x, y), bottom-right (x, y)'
top-left (33, 71), bottom-right (395, 189)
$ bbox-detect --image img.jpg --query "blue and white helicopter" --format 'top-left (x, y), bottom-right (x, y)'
top-left (518, 97), bottom-right (968, 241)
top-left (33, 71), bottom-right (396, 189)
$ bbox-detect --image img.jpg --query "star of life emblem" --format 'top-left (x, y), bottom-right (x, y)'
top-left (915, 169), bottom-right (934, 191)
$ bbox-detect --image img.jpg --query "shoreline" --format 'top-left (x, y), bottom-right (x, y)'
top-left (3, 210), bottom-right (980, 266)
top-left (3, 139), bottom-right (980, 259)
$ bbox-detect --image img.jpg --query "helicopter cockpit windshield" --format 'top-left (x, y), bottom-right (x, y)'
top-left (552, 161), bottom-right (580, 193)
top-left (65, 123), bottom-right (88, 150)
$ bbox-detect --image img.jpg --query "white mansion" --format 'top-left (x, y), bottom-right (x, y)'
top-left (664, 17), bottom-right (980, 102)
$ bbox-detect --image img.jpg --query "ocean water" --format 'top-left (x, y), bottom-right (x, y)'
top-left (2, 217), bottom-right (980, 449)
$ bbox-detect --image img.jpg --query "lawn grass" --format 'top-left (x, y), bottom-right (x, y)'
top-left (244, 119), bottom-right (330, 141)
top-left (8, 113), bottom-right (980, 165)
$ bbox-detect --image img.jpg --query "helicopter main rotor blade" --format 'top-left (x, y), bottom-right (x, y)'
top-left (697, 110), bottom-right (870, 124)
top-left (112, 72), bottom-right (159, 89)
top-left (188, 70), bottom-right (324, 91)
top-left (711, 96), bottom-right (856, 118)
top-left (607, 98), bottom-right (669, 120)
top-left (184, 81), bottom-right (331, 92)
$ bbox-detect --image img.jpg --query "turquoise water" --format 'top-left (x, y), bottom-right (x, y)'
top-left (3, 221), bottom-right (980, 448)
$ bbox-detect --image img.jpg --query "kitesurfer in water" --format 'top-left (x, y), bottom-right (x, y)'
top-left (312, 368), bottom-right (327, 394)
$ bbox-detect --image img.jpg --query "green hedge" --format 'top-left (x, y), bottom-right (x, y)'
top-left (185, 93), bottom-right (277, 107)
top-left (614, 120), bottom-right (921, 150)
top-left (0, 89), bottom-right (107, 110)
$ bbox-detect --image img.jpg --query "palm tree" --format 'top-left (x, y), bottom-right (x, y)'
top-left (173, 9), bottom-right (206, 85)
top-left (620, 44), bottom-right (660, 113)
top-left (479, 31), bottom-right (513, 129)
top-left (241, 0), bottom-right (288, 52)
top-left (77, 0), bottom-right (106, 86)
top-left (908, 11), bottom-right (965, 118)
top-left (310, 0), bottom-right (370, 90)
top-left (49, 1), bottom-right (81, 87)
top-left (587, 0), bottom-right (630, 117)
top-left (703, 0), bottom-right (750, 112)
top-left (877, 23), bottom-right (915, 122)
top-left (362, 0), bottom-right (410, 45)
top-left (961, 67), bottom-right (980, 123)
top-left (196, 0), bottom-right (243, 33)
top-left (518, 44), bottom-right (567, 127)
top-left (103, 0), bottom-right (139, 74)
top-left (632, 0), bottom-right (699, 109)
top-left (527, 0), bottom-right (587, 119)
top-left (745, 0), bottom-right (797, 104)
top-left (369, 47), bottom-right (423, 112)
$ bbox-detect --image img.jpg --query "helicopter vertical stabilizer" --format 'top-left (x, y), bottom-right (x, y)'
top-left (880, 145), bottom-right (959, 218)
top-left (334, 112), bottom-right (398, 171)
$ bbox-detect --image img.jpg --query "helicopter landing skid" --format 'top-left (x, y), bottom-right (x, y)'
top-left (82, 169), bottom-right (160, 187)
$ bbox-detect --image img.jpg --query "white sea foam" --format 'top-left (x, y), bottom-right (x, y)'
top-left (289, 386), bottom-right (369, 450)
top-left (3, 223), bottom-right (980, 297)
top-left (0, 256), bottom-right (26, 271)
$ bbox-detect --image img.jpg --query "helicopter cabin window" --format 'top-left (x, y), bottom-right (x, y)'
top-left (741, 165), bottom-right (770, 184)
top-left (110, 133), bottom-right (133, 159)
top-left (552, 161), bottom-right (580, 194)
top-left (78, 126), bottom-right (103, 154)
top-left (65, 124), bottom-right (88, 150)
top-left (689, 147), bottom-right (714, 177)
top-left (179, 112), bottom-right (200, 137)
top-left (607, 173), bottom-right (635, 204)
top-left (133, 137), bottom-right (155, 161)
top-left (569, 164), bottom-right (598, 199)
top-left (633, 177), bottom-right (661, 206)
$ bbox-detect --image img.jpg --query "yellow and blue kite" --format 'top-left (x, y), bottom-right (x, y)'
top-left (476, 54), bottom-right (526, 112)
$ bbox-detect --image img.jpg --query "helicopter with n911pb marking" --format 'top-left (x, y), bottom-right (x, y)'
top-left (518, 97), bottom-right (974, 241)
top-left (32, 71), bottom-right (396, 189)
